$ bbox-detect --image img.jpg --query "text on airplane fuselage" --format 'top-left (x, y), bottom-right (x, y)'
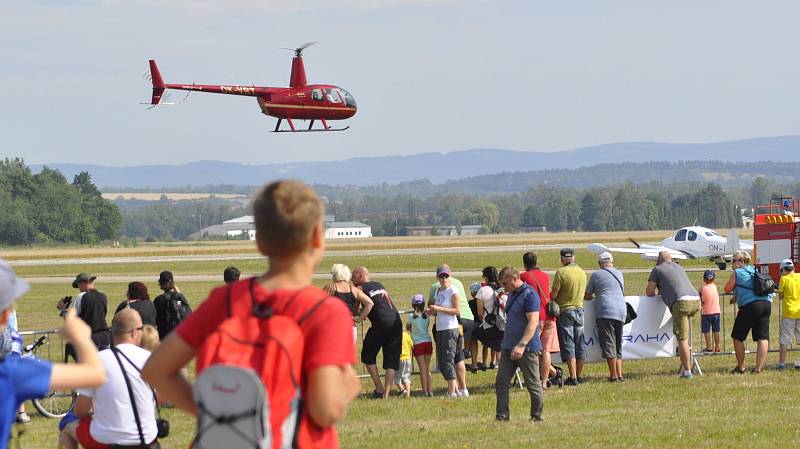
top-left (708, 244), bottom-right (725, 253)
top-left (221, 85), bottom-right (256, 95)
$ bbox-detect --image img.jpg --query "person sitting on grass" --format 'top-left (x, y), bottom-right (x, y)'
top-left (142, 180), bottom-right (361, 449)
top-left (59, 309), bottom-right (160, 449)
top-left (0, 258), bottom-right (105, 449)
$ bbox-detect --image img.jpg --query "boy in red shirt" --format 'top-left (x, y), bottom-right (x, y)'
top-left (142, 180), bottom-right (361, 449)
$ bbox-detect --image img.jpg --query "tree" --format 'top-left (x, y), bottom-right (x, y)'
top-left (749, 177), bottom-right (770, 208)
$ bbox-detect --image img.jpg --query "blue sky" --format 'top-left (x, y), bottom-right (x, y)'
top-left (1, 0), bottom-right (798, 165)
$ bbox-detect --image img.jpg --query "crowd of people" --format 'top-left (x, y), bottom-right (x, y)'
top-left (1, 179), bottom-right (797, 448)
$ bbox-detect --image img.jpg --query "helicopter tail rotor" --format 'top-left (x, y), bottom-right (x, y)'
top-left (282, 41), bottom-right (318, 57)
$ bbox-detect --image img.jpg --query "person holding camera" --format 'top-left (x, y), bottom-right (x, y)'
top-left (59, 308), bottom-right (164, 449)
top-left (57, 273), bottom-right (111, 360)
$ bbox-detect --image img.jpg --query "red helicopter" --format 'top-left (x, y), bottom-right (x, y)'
top-left (145, 42), bottom-right (357, 132)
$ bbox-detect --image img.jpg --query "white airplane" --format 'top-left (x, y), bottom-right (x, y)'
top-left (588, 226), bottom-right (753, 270)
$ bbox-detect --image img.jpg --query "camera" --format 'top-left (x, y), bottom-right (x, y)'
top-left (58, 296), bottom-right (73, 317)
top-left (156, 418), bottom-right (169, 438)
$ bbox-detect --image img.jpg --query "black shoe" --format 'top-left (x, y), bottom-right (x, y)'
top-left (616, 376), bottom-right (625, 383)
top-left (466, 365), bottom-right (478, 373)
top-left (463, 349), bottom-right (472, 360)
top-left (530, 417), bottom-right (543, 423)
top-left (489, 363), bottom-right (497, 370)
top-left (564, 377), bottom-right (578, 386)
top-left (477, 362), bottom-right (487, 371)
top-left (730, 367), bottom-right (746, 374)
top-left (496, 416), bottom-right (510, 421)
top-left (370, 390), bottom-right (385, 399)
top-left (607, 377), bottom-right (617, 383)
top-left (577, 376), bottom-right (587, 384)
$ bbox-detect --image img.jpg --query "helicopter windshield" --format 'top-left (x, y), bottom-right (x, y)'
top-left (338, 88), bottom-right (357, 108)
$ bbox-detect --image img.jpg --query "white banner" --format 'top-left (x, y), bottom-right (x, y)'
top-left (552, 296), bottom-right (675, 363)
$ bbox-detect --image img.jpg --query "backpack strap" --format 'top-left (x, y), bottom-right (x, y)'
top-left (600, 267), bottom-right (625, 295)
top-left (115, 348), bottom-right (163, 421)
top-left (110, 346), bottom-right (148, 448)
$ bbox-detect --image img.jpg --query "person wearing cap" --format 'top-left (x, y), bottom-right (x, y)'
top-left (648, 251), bottom-right (702, 378)
top-left (495, 266), bottom-right (543, 422)
top-left (585, 252), bottom-right (626, 382)
top-left (1, 258), bottom-right (105, 449)
top-left (223, 266), bottom-right (241, 284)
top-left (428, 265), bottom-right (468, 397)
top-left (550, 248), bottom-right (587, 385)
top-left (153, 271), bottom-right (192, 339)
top-left (427, 263), bottom-right (475, 381)
top-left (698, 269), bottom-right (721, 353)
top-left (352, 266), bottom-right (402, 399)
top-left (409, 293), bottom-right (433, 396)
top-left (783, 199), bottom-right (794, 217)
top-left (777, 258), bottom-right (800, 370)
top-left (58, 273), bottom-right (111, 357)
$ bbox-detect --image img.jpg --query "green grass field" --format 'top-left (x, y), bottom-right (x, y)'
top-left (6, 236), bottom-right (798, 449)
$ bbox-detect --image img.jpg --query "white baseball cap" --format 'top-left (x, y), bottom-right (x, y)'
top-left (598, 252), bottom-right (614, 263)
top-left (781, 259), bottom-right (794, 270)
top-left (0, 258), bottom-right (29, 312)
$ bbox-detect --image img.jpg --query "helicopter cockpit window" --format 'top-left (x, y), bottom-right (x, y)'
top-left (675, 229), bottom-right (687, 241)
top-left (311, 89), bottom-right (323, 101)
top-left (324, 88), bottom-right (342, 103)
top-left (688, 230), bottom-right (697, 241)
top-left (339, 88), bottom-right (357, 107)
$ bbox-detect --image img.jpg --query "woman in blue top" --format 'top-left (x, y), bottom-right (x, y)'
top-left (724, 250), bottom-right (772, 374)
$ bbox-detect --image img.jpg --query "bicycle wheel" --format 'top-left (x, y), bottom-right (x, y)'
top-left (32, 390), bottom-right (76, 418)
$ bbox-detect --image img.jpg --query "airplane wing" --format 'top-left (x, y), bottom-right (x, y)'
top-left (587, 243), bottom-right (689, 261)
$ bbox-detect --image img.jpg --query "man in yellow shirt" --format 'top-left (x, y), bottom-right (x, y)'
top-left (551, 248), bottom-right (587, 385)
top-left (778, 259), bottom-right (800, 370)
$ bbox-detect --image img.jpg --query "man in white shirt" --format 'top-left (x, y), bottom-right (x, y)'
top-left (59, 308), bottom-right (158, 449)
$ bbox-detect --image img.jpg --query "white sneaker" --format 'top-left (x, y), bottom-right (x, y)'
top-left (431, 365), bottom-right (441, 373)
top-left (458, 388), bottom-right (470, 398)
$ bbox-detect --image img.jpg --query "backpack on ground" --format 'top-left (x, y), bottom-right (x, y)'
top-left (193, 279), bottom-right (327, 449)
top-left (164, 291), bottom-right (192, 331)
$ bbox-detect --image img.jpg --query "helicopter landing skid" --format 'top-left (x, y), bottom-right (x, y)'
top-left (272, 118), bottom-right (349, 133)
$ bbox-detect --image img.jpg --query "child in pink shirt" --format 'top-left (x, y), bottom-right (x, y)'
top-left (699, 270), bottom-right (721, 352)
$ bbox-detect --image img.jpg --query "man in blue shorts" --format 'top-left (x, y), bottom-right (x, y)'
top-left (0, 258), bottom-right (105, 449)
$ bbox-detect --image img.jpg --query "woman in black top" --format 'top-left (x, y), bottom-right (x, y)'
top-left (115, 282), bottom-right (157, 326)
top-left (323, 264), bottom-right (374, 343)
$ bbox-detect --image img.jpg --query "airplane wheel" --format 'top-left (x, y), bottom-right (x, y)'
top-left (717, 263), bottom-right (727, 271)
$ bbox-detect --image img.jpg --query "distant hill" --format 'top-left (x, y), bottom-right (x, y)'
top-left (32, 135), bottom-right (800, 189)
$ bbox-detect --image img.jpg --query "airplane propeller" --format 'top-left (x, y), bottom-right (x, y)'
top-left (282, 41), bottom-right (318, 57)
top-left (628, 238), bottom-right (641, 248)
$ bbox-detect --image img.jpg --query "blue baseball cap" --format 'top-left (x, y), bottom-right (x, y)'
top-left (703, 270), bottom-right (715, 280)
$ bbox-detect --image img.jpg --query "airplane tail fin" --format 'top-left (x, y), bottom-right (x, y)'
top-left (727, 228), bottom-right (741, 253)
top-left (148, 60), bottom-right (166, 105)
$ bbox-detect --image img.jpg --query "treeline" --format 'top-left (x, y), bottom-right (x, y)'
top-left (328, 182), bottom-right (745, 236)
top-left (119, 199), bottom-right (250, 241)
top-left (0, 159), bottom-right (121, 245)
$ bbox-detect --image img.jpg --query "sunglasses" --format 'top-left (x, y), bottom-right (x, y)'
top-left (437, 273), bottom-right (450, 279)
top-left (129, 326), bottom-right (144, 334)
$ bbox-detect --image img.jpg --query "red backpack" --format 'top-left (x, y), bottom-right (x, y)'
top-left (193, 279), bottom-right (329, 449)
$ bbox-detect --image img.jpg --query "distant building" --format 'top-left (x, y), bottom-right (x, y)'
top-left (324, 221), bottom-right (372, 239)
top-left (192, 215), bottom-right (370, 240)
top-left (406, 225), bottom-right (482, 236)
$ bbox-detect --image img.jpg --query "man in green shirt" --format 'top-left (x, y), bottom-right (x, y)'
top-left (550, 248), bottom-right (587, 386)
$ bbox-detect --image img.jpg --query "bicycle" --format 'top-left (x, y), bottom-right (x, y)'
top-left (22, 334), bottom-right (77, 418)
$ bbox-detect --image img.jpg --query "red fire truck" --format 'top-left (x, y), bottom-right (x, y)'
top-left (753, 197), bottom-right (800, 280)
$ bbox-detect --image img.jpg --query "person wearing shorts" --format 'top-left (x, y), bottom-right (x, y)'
top-left (585, 252), bottom-right (626, 382)
top-left (352, 266), bottom-right (403, 399)
top-left (519, 253), bottom-right (561, 389)
top-left (646, 251), bottom-right (701, 379)
top-left (777, 259), bottom-right (800, 369)
top-left (428, 265), bottom-right (466, 397)
top-left (724, 250), bottom-right (772, 374)
top-left (699, 270), bottom-right (721, 353)
top-left (551, 248), bottom-right (587, 386)
top-left (409, 294), bottom-right (433, 396)
top-left (395, 323), bottom-right (414, 397)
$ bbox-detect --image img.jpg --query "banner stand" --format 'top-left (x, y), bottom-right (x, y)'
top-left (689, 318), bottom-right (704, 376)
